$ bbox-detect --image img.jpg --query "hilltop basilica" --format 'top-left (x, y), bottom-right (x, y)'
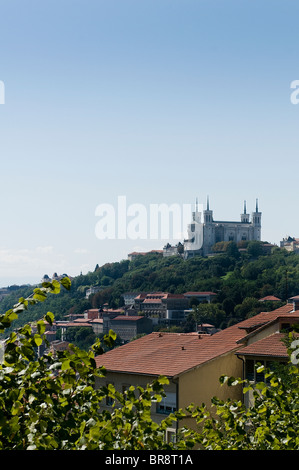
top-left (163, 198), bottom-right (262, 259)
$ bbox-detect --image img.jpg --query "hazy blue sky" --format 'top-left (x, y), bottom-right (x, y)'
top-left (0, 0), bottom-right (299, 285)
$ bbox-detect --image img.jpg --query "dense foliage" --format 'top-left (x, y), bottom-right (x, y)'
top-left (1, 277), bottom-right (299, 449)
top-left (0, 241), bottom-right (298, 340)
top-left (0, 279), bottom-right (182, 450)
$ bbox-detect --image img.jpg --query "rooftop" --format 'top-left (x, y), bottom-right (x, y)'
top-left (259, 295), bottom-right (281, 302)
top-left (111, 315), bottom-right (145, 321)
top-left (95, 303), bottom-right (296, 378)
top-left (236, 333), bottom-right (289, 359)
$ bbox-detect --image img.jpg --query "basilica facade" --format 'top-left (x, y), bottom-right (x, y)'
top-left (183, 198), bottom-right (262, 258)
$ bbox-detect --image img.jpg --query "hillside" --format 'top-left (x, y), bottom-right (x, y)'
top-left (1, 241), bottom-right (299, 338)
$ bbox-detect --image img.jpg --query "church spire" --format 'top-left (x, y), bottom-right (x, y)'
top-left (207, 195), bottom-right (209, 211)
top-left (244, 200), bottom-right (247, 214)
top-left (256, 198), bottom-right (258, 212)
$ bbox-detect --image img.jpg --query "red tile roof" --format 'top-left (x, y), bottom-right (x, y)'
top-left (95, 303), bottom-right (296, 378)
top-left (236, 333), bottom-right (289, 358)
top-left (259, 295), bottom-right (281, 302)
top-left (111, 316), bottom-right (144, 321)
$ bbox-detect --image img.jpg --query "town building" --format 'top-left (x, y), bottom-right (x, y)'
top-left (280, 236), bottom-right (299, 253)
top-left (103, 315), bottom-right (153, 342)
top-left (95, 301), bottom-right (299, 437)
top-left (121, 292), bottom-right (144, 307)
top-left (85, 286), bottom-right (102, 298)
top-left (133, 292), bottom-right (189, 325)
top-left (258, 295), bottom-right (281, 302)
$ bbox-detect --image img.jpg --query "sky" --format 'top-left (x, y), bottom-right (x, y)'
top-left (0, 0), bottom-right (299, 286)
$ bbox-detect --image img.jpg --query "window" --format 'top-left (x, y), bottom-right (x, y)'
top-left (245, 359), bottom-right (276, 383)
top-left (165, 429), bottom-right (176, 444)
top-left (245, 360), bottom-right (255, 382)
top-left (156, 392), bottom-right (176, 414)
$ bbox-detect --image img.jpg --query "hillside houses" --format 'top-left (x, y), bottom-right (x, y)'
top-left (95, 301), bottom-right (299, 436)
top-left (34, 289), bottom-right (220, 348)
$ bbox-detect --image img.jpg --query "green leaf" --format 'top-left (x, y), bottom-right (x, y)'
top-left (37, 320), bottom-right (46, 335)
top-left (108, 329), bottom-right (117, 341)
top-left (157, 376), bottom-right (169, 385)
top-left (51, 279), bottom-right (61, 294)
top-left (60, 276), bottom-right (71, 290)
top-left (33, 288), bottom-right (47, 302)
top-left (45, 312), bottom-right (54, 325)
top-left (34, 334), bottom-right (43, 347)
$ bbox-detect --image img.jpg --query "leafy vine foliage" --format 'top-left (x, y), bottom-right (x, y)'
top-left (1, 277), bottom-right (299, 450)
top-left (0, 278), bottom-right (191, 450)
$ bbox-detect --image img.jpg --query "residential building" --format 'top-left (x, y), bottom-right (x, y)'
top-left (121, 292), bottom-right (143, 307)
top-left (163, 242), bottom-right (184, 257)
top-left (104, 315), bottom-right (153, 342)
top-left (280, 236), bottom-right (299, 253)
top-left (95, 302), bottom-right (299, 435)
top-left (258, 295), bottom-right (281, 302)
top-left (84, 309), bottom-right (101, 320)
top-left (85, 286), bottom-right (102, 298)
top-left (133, 292), bottom-right (189, 325)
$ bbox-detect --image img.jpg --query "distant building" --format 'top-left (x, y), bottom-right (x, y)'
top-left (103, 314), bottom-right (153, 342)
top-left (121, 292), bottom-right (143, 306)
top-left (85, 286), bottom-right (102, 298)
top-left (163, 242), bottom-right (184, 257)
top-left (84, 309), bottom-right (101, 320)
top-left (133, 292), bottom-right (189, 325)
top-left (259, 295), bottom-right (281, 302)
top-left (183, 197), bottom-right (262, 258)
top-left (280, 236), bottom-right (299, 253)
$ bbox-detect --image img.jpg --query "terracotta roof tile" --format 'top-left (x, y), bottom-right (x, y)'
top-left (236, 333), bottom-right (288, 358)
top-left (111, 315), bottom-right (144, 321)
top-left (95, 303), bottom-right (296, 378)
top-left (259, 295), bottom-right (281, 301)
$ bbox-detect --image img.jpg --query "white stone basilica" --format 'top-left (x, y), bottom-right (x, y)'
top-left (183, 197), bottom-right (262, 258)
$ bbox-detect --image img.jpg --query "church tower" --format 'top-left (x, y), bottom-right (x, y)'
top-left (202, 196), bottom-right (214, 255)
top-left (241, 200), bottom-right (249, 223)
top-left (252, 199), bottom-right (262, 240)
top-left (192, 197), bottom-right (201, 224)
top-left (203, 195), bottom-right (213, 224)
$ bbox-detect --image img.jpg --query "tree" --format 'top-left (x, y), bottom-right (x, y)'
top-left (192, 303), bottom-right (226, 330)
top-left (247, 240), bottom-right (264, 258)
top-left (2, 277), bottom-right (299, 450)
top-left (0, 277), bottom-right (193, 450)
